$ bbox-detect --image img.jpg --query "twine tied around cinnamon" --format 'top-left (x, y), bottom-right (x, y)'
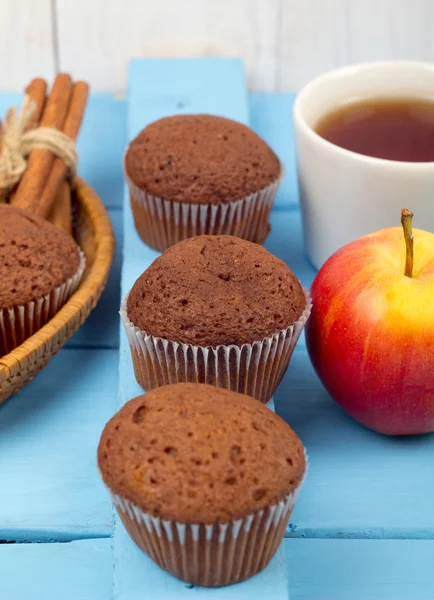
top-left (0, 95), bottom-right (78, 193)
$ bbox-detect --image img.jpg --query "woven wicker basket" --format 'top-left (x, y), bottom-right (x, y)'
top-left (0, 178), bottom-right (115, 403)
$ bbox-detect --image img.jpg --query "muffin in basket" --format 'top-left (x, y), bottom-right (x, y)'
top-left (0, 204), bottom-right (85, 356)
top-left (124, 114), bottom-right (283, 251)
top-left (121, 235), bottom-right (311, 403)
top-left (98, 382), bottom-right (308, 587)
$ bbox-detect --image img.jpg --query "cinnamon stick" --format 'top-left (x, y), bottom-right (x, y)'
top-left (34, 81), bottom-right (89, 218)
top-left (25, 78), bottom-right (47, 128)
top-left (47, 179), bottom-right (72, 234)
top-left (11, 73), bottom-right (72, 212)
top-left (3, 78), bottom-right (47, 204)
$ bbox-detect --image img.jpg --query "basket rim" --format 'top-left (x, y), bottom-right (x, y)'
top-left (0, 177), bottom-right (115, 381)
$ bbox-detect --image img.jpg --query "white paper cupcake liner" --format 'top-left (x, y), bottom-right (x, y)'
top-left (0, 248), bottom-right (86, 355)
top-left (124, 161), bottom-right (284, 252)
top-left (110, 454), bottom-right (308, 587)
top-left (120, 289), bottom-right (311, 404)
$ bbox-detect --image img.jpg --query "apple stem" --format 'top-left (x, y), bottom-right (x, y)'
top-left (401, 208), bottom-right (414, 278)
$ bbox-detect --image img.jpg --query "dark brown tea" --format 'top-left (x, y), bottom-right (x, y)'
top-left (315, 97), bottom-right (434, 162)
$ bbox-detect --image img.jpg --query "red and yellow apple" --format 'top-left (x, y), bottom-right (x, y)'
top-left (306, 210), bottom-right (434, 435)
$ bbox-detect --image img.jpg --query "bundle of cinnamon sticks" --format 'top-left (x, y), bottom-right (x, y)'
top-left (8, 74), bottom-right (89, 234)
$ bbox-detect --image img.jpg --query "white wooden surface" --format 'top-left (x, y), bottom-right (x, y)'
top-left (0, 0), bottom-right (433, 93)
top-left (0, 0), bottom-right (54, 89)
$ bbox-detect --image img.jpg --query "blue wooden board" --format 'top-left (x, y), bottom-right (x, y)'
top-left (0, 93), bottom-right (125, 543)
top-left (0, 349), bottom-right (117, 542)
top-left (2, 539), bottom-right (433, 600)
top-left (248, 93), bottom-right (298, 210)
top-left (127, 57), bottom-right (248, 137)
top-left (1, 538), bottom-right (113, 600)
top-left (115, 56), bottom-right (290, 599)
top-left (1, 61), bottom-right (434, 599)
top-left (284, 539), bottom-right (434, 600)
top-left (78, 95), bottom-right (126, 209)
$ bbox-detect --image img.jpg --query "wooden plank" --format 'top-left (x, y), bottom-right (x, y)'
top-left (2, 1), bottom-right (434, 95)
top-left (77, 94), bottom-right (126, 209)
top-left (346, 0), bottom-right (394, 63)
top-left (264, 209), bottom-right (316, 350)
top-left (1, 87), bottom-right (433, 599)
top-left (0, 1), bottom-right (54, 92)
top-left (115, 57), bottom-right (290, 599)
top-left (284, 539), bottom-right (434, 600)
top-left (249, 92), bottom-right (298, 210)
top-left (278, 0), bottom-right (349, 91)
top-left (264, 209), bottom-right (316, 289)
top-left (2, 538), bottom-right (432, 600)
top-left (279, 0), bottom-right (434, 93)
top-left (389, 0), bottom-right (434, 61)
top-left (56, 0), bottom-right (279, 93)
top-left (127, 57), bottom-right (248, 136)
top-left (0, 349), bottom-right (117, 541)
top-left (348, 0), bottom-right (432, 64)
top-left (0, 538), bottom-right (113, 600)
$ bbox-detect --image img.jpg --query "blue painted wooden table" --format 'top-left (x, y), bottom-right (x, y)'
top-left (0, 59), bottom-right (433, 600)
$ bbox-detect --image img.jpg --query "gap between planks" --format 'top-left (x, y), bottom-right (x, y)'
top-left (3, 525), bottom-right (434, 546)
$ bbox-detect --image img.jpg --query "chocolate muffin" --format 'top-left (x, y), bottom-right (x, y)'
top-left (124, 114), bottom-right (283, 251)
top-left (121, 235), bottom-right (311, 402)
top-left (98, 383), bottom-right (307, 586)
top-left (0, 204), bottom-right (84, 355)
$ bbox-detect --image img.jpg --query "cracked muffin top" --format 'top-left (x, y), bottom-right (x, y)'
top-left (124, 114), bottom-right (281, 205)
top-left (126, 235), bottom-right (306, 347)
top-left (98, 382), bottom-right (306, 523)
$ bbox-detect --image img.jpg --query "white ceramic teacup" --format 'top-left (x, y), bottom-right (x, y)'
top-left (293, 61), bottom-right (434, 270)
